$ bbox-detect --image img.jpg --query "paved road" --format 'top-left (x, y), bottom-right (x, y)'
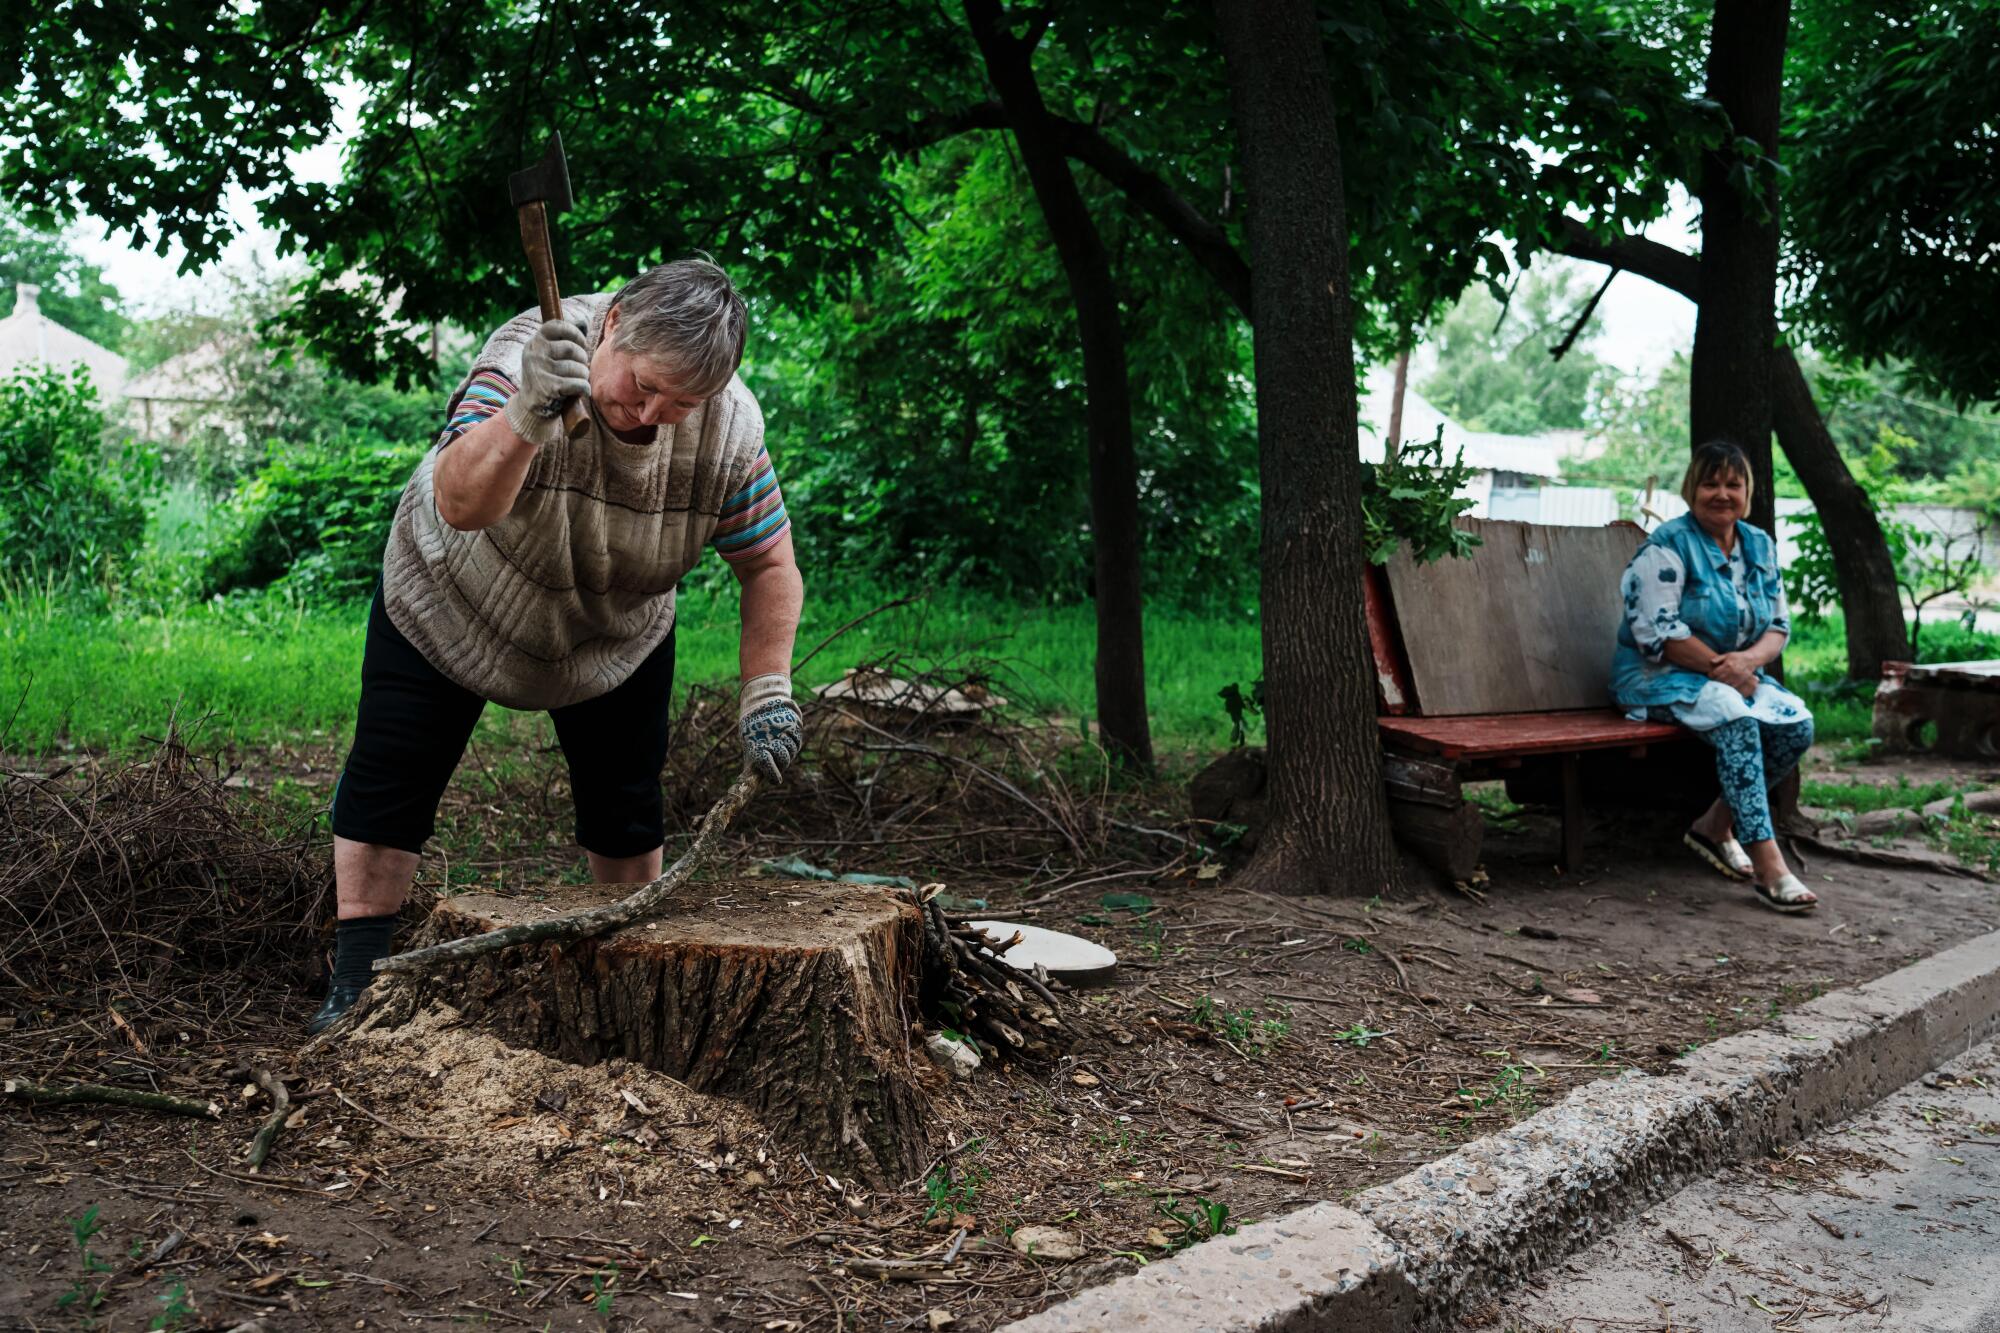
top-left (1490, 1038), bottom-right (2000, 1332)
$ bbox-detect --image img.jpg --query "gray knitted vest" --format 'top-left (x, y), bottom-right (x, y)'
top-left (381, 293), bottom-right (766, 709)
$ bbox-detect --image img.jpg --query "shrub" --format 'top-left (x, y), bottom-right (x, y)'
top-left (203, 432), bottom-right (424, 602)
top-left (1360, 425), bottom-right (1481, 565)
top-left (0, 365), bottom-right (152, 586)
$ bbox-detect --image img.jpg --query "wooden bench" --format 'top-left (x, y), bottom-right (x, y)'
top-left (1367, 517), bottom-right (1700, 879)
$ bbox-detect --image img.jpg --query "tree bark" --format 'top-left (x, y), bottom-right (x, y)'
top-left (1770, 350), bottom-right (1909, 678)
top-left (1214, 0), bottom-right (1401, 896)
top-left (964, 0), bottom-right (1153, 772)
top-left (1689, 0), bottom-right (1791, 536)
top-left (413, 880), bottom-right (930, 1185)
top-left (1555, 219), bottom-right (1910, 678)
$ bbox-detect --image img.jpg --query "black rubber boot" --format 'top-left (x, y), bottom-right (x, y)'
top-left (308, 915), bottom-right (397, 1035)
top-left (307, 984), bottom-right (365, 1035)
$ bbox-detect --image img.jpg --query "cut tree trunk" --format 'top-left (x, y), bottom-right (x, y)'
top-left (410, 879), bottom-right (928, 1184)
top-left (1689, 0), bottom-right (1791, 535)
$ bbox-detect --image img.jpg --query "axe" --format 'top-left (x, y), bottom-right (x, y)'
top-left (508, 132), bottom-right (592, 442)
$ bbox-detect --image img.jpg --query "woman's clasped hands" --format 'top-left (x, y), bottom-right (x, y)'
top-left (1705, 649), bottom-right (1759, 698)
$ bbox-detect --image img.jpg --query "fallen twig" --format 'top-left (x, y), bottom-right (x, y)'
top-left (3, 1079), bottom-right (219, 1118)
top-left (121, 1228), bottom-right (185, 1277)
top-left (244, 1068), bottom-right (291, 1171)
top-left (1373, 941), bottom-right (1413, 993)
top-left (334, 1087), bottom-right (446, 1141)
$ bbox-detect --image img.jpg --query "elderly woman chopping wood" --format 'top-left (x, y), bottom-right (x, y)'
top-left (1610, 439), bottom-right (1816, 915)
top-left (311, 258), bottom-right (804, 1035)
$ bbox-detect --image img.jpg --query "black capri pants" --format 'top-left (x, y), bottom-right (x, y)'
top-left (330, 586), bottom-right (676, 858)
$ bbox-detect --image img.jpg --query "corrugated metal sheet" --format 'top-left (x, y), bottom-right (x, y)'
top-left (1536, 486), bottom-right (1621, 527)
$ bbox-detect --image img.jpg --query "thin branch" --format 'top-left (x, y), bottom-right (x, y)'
top-left (794, 593), bottom-right (926, 673)
top-left (1549, 265), bottom-right (1618, 362)
top-left (244, 1068), bottom-right (291, 1171)
top-left (4, 1080), bottom-right (220, 1118)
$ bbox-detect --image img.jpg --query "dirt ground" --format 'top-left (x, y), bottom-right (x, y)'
top-left (5, 743), bottom-right (1999, 1333)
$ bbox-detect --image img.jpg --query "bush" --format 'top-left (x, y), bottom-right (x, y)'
top-left (202, 432), bottom-right (424, 602)
top-left (0, 365), bottom-right (152, 587)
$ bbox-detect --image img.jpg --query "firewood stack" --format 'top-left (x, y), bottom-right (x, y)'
top-left (912, 887), bottom-right (1070, 1063)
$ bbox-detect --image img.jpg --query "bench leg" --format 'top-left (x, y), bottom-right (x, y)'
top-left (1381, 752), bottom-right (1483, 884)
top-left (1559, 753), bottom-right (1583, 871)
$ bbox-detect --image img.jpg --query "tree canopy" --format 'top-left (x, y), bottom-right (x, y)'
top-left (1419, 269), bottom-right (1609, 435)
top-left (1786, 2), bottom-right (2000, 407)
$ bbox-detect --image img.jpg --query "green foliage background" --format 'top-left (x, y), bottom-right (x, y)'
top-left (0, 367), bottom-right (150, 587)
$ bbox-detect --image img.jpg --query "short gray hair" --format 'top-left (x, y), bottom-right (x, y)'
top-left (608, 257), bottom-right (748, 399)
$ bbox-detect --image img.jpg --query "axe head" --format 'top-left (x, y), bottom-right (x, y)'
top-left (508, 132), bottom-right (573, 214)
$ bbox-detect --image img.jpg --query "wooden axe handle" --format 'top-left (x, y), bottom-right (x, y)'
top-left (516, 200), bottom-right (591, 441)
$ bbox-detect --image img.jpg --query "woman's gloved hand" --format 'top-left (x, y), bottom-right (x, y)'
top-left (739, 673), bottom-right (804, 782)
top-left (502, 319), bottom-right (592, 448)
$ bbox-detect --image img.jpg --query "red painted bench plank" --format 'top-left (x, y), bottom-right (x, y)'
top-left (1377, 710), bottom-right (1686, 761)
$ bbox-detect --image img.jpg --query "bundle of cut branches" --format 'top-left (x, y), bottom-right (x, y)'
top-left (913, 887), bottom-right (1070, 1062)
top-left (0, 722), bottom-right (333, 993)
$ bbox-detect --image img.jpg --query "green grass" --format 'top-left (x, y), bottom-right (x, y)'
top-left (8, 585), bottom-right (1993, 765)
top-left (0, 579), bottom-right (1263, 756)
top-left (1801, 776), bottom-right (1973, 813)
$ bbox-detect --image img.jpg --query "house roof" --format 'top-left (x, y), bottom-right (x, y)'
top-left (1357, 365), bottom-right (1563, 479)
top-left (0, 284), bottom-right (128, 398)
top-left (124, 335), bottom-right (234, 403)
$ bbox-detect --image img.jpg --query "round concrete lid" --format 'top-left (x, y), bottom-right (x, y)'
top-left (965, 920), bottom-right (1118, 986)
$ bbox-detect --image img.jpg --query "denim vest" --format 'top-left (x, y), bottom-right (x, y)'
top-left (1609, 514), bottom-right (1782, 710)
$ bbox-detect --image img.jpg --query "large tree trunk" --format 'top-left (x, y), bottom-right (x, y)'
top-left (1555, 222), bottom-right (1909, 679)
top-left (1689, 0), bottom-right (1791, 535)
top-left (410, 880), bottom-right (930, 1184)
top-left (1214, 0), bottom-right (1400, 896)
top-left (965, 0), bottom-right (1153, 772)
top-left (1770, 350), bottom-right (1911, 677)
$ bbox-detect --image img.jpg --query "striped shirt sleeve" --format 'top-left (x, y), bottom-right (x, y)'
top-left (711, 444), bottom-right (791, 564)
top-left (437, 369), bottom-right (516, 448)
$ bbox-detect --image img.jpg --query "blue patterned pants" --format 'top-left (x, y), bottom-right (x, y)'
top-left (1649, 711), bottom-right (1815, 844)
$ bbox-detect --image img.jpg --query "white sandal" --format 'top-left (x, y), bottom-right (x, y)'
top-left (1716, 836), bottom-right (1755, 879)
top-left (1683, 829), bottom-right (1750, 882)
top-left (1753, 873), bottom-right (1818, 914)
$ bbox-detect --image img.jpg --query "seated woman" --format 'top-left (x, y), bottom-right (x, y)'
top-left (1610, 440), bottom-right (1819, 913)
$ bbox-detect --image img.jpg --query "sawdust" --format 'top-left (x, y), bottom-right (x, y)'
top-left (331, 1001), bottom-right (773, 1203)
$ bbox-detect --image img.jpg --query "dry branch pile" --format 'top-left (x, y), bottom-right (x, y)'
top-left (0, 726), bottom-right (334, 994)
top-left (660, 650), bottom-right (1194, 890)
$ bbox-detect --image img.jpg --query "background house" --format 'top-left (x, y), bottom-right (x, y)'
top-left (0, 283), bottom-right (127, 398)
top-left (1358, 365), bottom-right (1620, 526)
top-left (122, 335), bottom-right (236, 444)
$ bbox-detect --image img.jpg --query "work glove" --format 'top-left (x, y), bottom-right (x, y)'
top-left (739, 673), bottom-right (804, 783)
top-left (502, 319), bottom-right (591, 448)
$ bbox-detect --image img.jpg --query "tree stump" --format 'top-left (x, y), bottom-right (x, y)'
top-left (415, 878), bottom-right (929, 1184)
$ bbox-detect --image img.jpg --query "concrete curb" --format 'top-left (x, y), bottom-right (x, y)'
top-left (1000, 926), bottom-right (2000, 1333)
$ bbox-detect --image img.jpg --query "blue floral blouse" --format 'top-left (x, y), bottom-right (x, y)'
top-left (1608, 514), bottom-right (1812, 732)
